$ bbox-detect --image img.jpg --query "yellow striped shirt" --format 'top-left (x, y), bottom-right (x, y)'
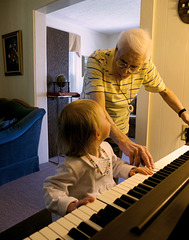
top-left (81, 48), bottom-right (166, 134)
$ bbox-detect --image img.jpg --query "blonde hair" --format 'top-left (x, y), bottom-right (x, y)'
top-left (58, 99), bottom-right (101, 157)
top-left (117, 28), bottom-right (152, 62)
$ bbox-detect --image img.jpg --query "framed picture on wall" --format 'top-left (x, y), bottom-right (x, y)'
top-left (2, 30), bottom-right (23, 76)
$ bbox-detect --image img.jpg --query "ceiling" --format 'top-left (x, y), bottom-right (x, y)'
top-left (48, 0), bottom-right (141, 35)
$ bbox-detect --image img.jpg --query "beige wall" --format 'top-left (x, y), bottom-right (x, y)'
top-left (0, 0), bottom-right (54, 104)
top-left (139, 0), bottom-right (189, 162)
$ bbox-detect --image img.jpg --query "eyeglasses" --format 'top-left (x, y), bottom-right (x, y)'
top-left (117, 59), bottom-right (140, 74)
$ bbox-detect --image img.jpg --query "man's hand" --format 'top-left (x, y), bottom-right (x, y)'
top-left (67, 196), bottom-right (95, 213)
top-left (118, 137), bottom-right (154, 169)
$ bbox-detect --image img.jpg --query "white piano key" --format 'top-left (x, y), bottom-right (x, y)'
top-left (70, 206), bottom-right (102, 232)
top-left (57, 217), bottom-right (76, 230)
top-left (39, 226), bottom-right (63, 240)
top-left (111, 185), bottom-right (127, 194)
top-left (116, 184), bottom-right (131, 192)
top-left (104, 189), bottom-right (121, 198)
top-left (86, 199), bottom-right (106, 212)
top-left (97, 194), bottom-right (125, 212)
top-left (71, 208), bottom-right (90, 221)
top-left (97, 194), bottom-right (113, 204)
top-left (120, 178), bottom-right (141, 187)
top-left (85, 219), bottom-right (102, 231)
top-left (28, 231), bottom-right (47, 240)
top-left (48, 222), bottom-right (73, 240)
top-left (131, 173), bottom-right (149, 181)
top-left (64, 213), bottom-right (82, 226)
top-left (23, 238), bottom-right (31, 240)
top-left (100, 191), bottom-right (118, 201)
top-left (78, 205), bottom-right (96, 215)
top-left (119, 180), bottom-right (136, 188)
top-left (121, 175), bottom-right (151, 187)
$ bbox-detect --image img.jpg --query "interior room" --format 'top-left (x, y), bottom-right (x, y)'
top-left (0, 0), bottom-right (189, 239)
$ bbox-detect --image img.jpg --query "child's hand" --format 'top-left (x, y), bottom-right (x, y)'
top-left (129, 167), bottom-right (153, 177)
top-left (67, 196), bottom-right (95, 213)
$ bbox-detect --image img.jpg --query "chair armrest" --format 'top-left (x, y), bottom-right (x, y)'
top-left (0, 108), bottom-right (45, 145)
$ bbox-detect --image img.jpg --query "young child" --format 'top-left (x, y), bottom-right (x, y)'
top-left (43, 99), bottom-right (152, 217)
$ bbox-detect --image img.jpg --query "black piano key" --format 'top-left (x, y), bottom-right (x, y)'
top-left (68, 227), bottom-right (89, 240)
top-left (179, 155), bottom-right (189, 160)
top-left (114, 198), bottom-right (131, 209)
top-left (183, 150), bottom-right (189, 156)
top-left (148, 176), bottom-right (161, 184)
top-left (77, 222), bottom-right (97, 237)
top-left (172, 160), bottom-right (183, 165)
top-left (174, 159), bottom-right (186, 164)
top-left (152, 173), bottom-right (166, 181)
top-left (120, 194), bottom-right (137, 204)
top-left (167, 163), bottom-right (178, 170)
top-left (137, 183), bottom-right (153, 192)
top-left (157, 169), bottom-right (171, 177)
top-left (163, 166), bottom-right (175, 173)
top-left (173, 159), bottom-right (186, 165)
top-left (90, 213), bottom-right (107, 228)
top-left (170, 162), bottom-right (182, 168)
top-left (104, 204), bottom-right (122, 218)
top-left (127, 189), bottom-right (143, 199)
top-left (143, 179), bottom-right (157, 187)
top-left (133, 186), bottom-right (148, 195)
top-left (155, 171), bottom-right (169, 178)
top-left (98, 209), bottom-right (115, 223)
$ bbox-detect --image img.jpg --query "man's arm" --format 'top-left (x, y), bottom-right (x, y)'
top-left (89, 92), bottom-right (154, 169)
top-left (159, 87), bottom-right (189, 124)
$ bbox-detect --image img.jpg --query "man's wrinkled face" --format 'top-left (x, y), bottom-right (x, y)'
top-left (112, 46), bottom-right (144, 80)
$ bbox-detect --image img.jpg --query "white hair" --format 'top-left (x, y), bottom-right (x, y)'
top-left (117, 28), bottom-right (152, 62)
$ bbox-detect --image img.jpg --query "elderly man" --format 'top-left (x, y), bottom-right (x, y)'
top-left (81, 28), bottom-right (189, 169)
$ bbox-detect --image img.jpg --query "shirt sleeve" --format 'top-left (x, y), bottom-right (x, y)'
top-left (112, 155), bottom-right (135, 179)
top-left (143, 59), bottom-right (166, 93)
top-left (83, 51), bottom-right (105, 94)
top-left (43, 163), bottom-right (79, 217)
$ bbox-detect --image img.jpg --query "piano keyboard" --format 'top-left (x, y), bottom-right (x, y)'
top-left (24, 145), bottom-right (189, 240)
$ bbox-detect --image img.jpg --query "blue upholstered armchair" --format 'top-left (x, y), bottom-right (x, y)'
top-left (0, 98), bottom-right (46, 186)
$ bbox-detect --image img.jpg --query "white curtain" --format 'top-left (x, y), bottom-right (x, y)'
top-left (69, 33), bottom-right (81, 57)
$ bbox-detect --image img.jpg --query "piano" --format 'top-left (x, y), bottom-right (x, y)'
top-left (23, 145), bottom-right (189, 240)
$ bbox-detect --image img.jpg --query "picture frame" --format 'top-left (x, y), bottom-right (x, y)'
top-left (2, 30), bottom-right (23, 76)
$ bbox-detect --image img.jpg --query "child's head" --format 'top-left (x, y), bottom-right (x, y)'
top-left (58, 99), bottom-right (110, 157)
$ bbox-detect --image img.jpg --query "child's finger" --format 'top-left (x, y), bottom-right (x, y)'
top-left (139, 167), bottom-right (153, 175)
top-left (135, 167), bottom-right (153, 175)
top-left (75, 196), bottom-right (95, 208)
top-left (84, 196), bottom-right (95, 203)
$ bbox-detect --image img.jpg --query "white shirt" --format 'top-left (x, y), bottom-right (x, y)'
top-left (43, 142), bottom-right (134, 216)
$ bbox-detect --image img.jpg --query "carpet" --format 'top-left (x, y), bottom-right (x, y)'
top-left (0, 162), bottom-right (56, 233)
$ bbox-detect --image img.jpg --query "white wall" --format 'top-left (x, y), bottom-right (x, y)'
top-left (46, 15), bottom-right (109, 56)
top-left (34, 10), bottom-right (49, 163)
